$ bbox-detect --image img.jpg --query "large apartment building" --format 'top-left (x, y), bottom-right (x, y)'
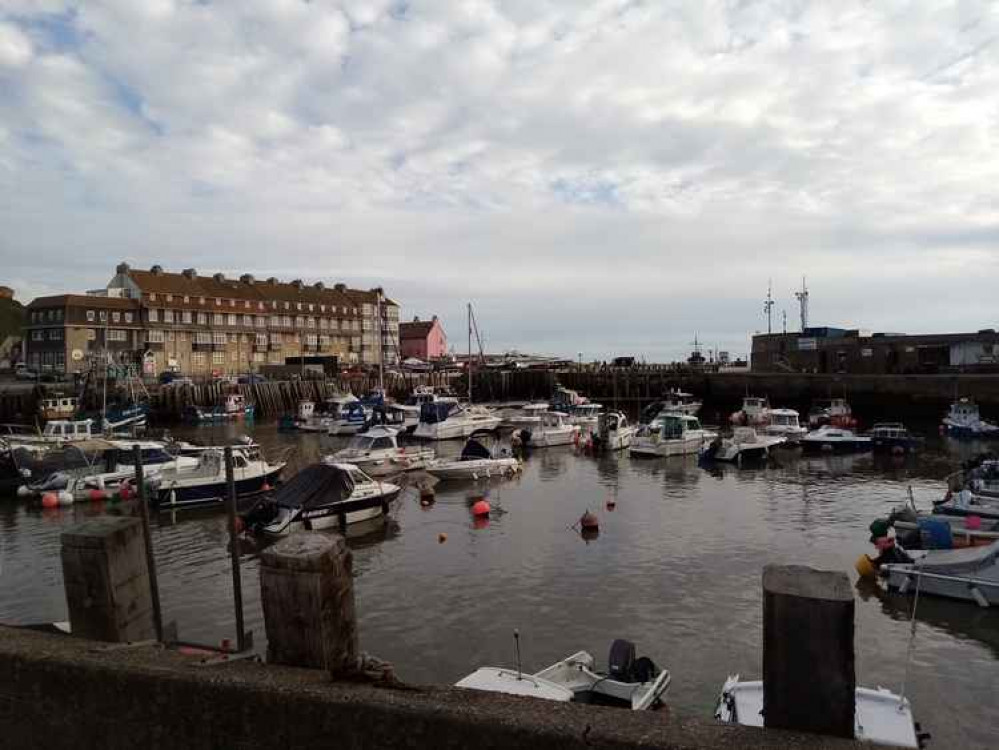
top-left (23, 263), bottom-right (400, 376)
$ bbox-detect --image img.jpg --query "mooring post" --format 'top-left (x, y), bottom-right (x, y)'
top-left (60, 517), bottom-right (156, 642)
top-left (224, 446), bottom-right (247, 652)
top-left (762, 564), bottom-right (855, 739)
top-left (259, 533), bottom-right (357, 673)
top-left (132, 444), bottom-right (163, 641)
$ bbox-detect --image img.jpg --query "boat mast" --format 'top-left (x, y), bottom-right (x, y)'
top-left (764, 279), bottom-right (774, 335)
top-left (467, 302), bottom-right (472, 403)
top-left (377, 289), bottom-right (384, 394)
top-left (795, 276), bottom-right (809, 332)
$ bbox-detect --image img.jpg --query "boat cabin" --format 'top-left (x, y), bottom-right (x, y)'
top-left (811, 398), bottom-right (851, 417)
top-left (655, 414), bottom-right (703, 438)
top-left (540, 412), bottom-right (571, 429)
top-left (572, 404), bottom-right (603, 418)
top-left (741, 397), bottom-right (769, 418)
top-left (420, 401), bottom-right (459, 424)
top-left (663, 389), bottom-right (697, 407)
top-left (42, 419), bottom-right (95, 440)
top-left (343, 429), bottom-right (398, 455)
top-left (598, 412), bottom-right (628, 432)
top-left (768, 409), bottom-right (801, 428)
top-left (298, 400), bottom-right (315, 420)
top-left (870, 423), bottom-right (909, 439)
top-left (39, 396), bottom-right (78, 420)
top-left (224, 393), bottom-right (247, 413)
top-left (949, 399), bottom-right (981, 422)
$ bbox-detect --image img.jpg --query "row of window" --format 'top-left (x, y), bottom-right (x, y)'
top-left (30, 310), bottom-right (64, 324)
top-left (144, 308), bottom-right (374, 331)
top-left (146, 292), bottom-right (379, 318)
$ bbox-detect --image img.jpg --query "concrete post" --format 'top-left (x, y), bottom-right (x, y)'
top-left (60, 517), bottom-right (155, 642)
top-left (259, 533), bottom-right (357, 673)
top-left (762, 564), bottom-right (855, 739)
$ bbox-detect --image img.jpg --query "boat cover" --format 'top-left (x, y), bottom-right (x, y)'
top-left (275, 464), bottom-right (355, 510)
top-left (420, 402), bottom-right (456, 424)
top-left (912, 539), bottom-right (999, 575)
top-left (461, 438), bottom-right (492, 461)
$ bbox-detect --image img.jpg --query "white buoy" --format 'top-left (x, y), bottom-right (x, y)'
top-left (57, 490), bottom-right (74, 506)
top-left (16, 485), bottom-right (31, 499)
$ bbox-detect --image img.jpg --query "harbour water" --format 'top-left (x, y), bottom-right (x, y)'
top-left (2, 420), bottom-right (998, 748)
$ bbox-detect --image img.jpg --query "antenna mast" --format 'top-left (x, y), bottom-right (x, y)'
top-left (794, 276), bottom-right (809, 332)
top-left (763, 279), bottom-right (774, 335)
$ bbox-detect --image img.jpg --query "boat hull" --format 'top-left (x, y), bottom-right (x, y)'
top-left (412, 416), bottom-right (502, 440)
top-left (426, 458), bottom-right (520, 480)
top-left (153, 466), bottom-right (284, 509)
top-left (630, 435), bottom-right (706, 457)
top-left (883, 564), bottom-right (999, 606)
top-left (264, 487), bottom-right (401, 537)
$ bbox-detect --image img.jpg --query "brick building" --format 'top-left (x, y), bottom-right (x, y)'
top-left (399, 315), bottom-right (447, 360)
top-left (23, 263), bottom-right (400, 376)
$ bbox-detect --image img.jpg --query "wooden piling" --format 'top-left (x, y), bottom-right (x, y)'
top-left (762, 564), bottom-right (855, 739)
top-left (259, 533), bottom-right (358, 673)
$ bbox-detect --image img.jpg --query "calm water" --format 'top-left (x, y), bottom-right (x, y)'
top-left (2, 420), bottom-right (998, 748)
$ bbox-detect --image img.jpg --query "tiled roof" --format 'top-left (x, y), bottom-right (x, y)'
top-left (399, 320), bottom-right (435, 339)
top-left (28, 295), bottom-right (139, 310)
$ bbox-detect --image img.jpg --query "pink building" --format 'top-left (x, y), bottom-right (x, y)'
top-left (399, 315), bottom-right (447, 360)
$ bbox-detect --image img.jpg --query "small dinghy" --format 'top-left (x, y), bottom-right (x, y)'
top-left (701, 427), bottom-right (784, 463)
top-left (243, 462), bottom-right (400, 538)
top-left (715, 676), bottom-right (922, 748)
top-left (879, 540), bottom-right (999, 607)
top-left (457, 638), bottom-right (670, 711)
top-left (425, 432), bottom-right (521, 481)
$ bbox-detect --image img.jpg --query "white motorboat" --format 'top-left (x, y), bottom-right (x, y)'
top-left (457, 639), bottom-right (670, 711)
top-left (590, 412), bottom-right (636, 452)
top-left (296, 395), bottom-right (360, 432)
top-left (701, 427), bottom-right (784, 463)
top-left (516, 411), bottom-right (579, 448)
top-left (567, 403), bottom-right (603, 432)
top-left (425, 433), bottom-right (521, 480)
top-left (661, 388), bottom-right (701, 415)
top-left (329, 426), bottom-right (435, 476)
top-left (762, 408), bottom-right (807, 443)
top-left (147, 444), bottom-right (286, 509)
top-left (942, 398), bottom-right (999, 439)
top-left (390, 388), bottom-right (461, 433)
top-left (503, 402), bottom-right (550, 430)
top-left (880, 541), bottom-right (999, 607)
top-left (630, 414), bottom-right (716, 457)
top-left (801, 426), bottom-right (872, 453)
top-left (730, 396), bottom-right (770, 427)
top-left (412, 402), bottom-right (502, 441)
top-left (244, 462), bottom-right (400, 538)
top-left (715, 676), bottom-right (921, 748)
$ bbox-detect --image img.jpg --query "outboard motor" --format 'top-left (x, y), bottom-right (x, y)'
top-left (608, 639), bottom-right (636, 682)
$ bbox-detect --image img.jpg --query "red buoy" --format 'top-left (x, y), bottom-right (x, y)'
top-left (472, 499), bottom-right (491, 517)
top-left (118, 484), bottom-right (132, 501)
top-left (88, 489), bottom-right (106, 502)
top-left (580, 511), bottom-right (599, 530)
top-left (41, 493), bottom-right (59, 509)
top-left (261, 483), bottom-right (272, 493)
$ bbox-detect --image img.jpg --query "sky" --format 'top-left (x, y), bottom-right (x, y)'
top-left (1, 1), bottom-right (998, 362)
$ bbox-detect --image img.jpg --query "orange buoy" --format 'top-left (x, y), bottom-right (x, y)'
top-left (580, 511), bottom-right (599, 530)
top-left (41, 493), bottom-right (59, 509)
top-left (88, 489), bottom-right (106, 502)
top-left (438, 532), bottom-right (447, 544)
top-left (472, 499), bottom-right (491, 517)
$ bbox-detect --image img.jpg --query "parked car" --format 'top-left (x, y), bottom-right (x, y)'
top-left (238, 374), bottom-right (267, 385)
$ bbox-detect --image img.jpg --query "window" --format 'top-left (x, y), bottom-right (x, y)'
top-left (284, 302), bottom-right (290, 310)
top-left (228, 333), bottom-right (237, 343)
top-left (306, 334), bottom-right (318, 346)
top-left (55, 309), bottom-right (63, 321)
top-left (199, 296), bottom-right (205, 305)
top-left (148, 309), bottom-right (158, 322)
top-left (213, 314), bottom-right (224, 325)
top-left (296, 316), bottom-right (305, 328)
top-left (231, 351), bottom-right (238, 362)
top-left (256, 334), bottom-right (268, 346)
top-left (86, 329), bottom-right (96, 341)
top-left (183, 296), bottom-right (189, 303)
top-left (107, 329), bottom-right (127, 342)
top-left (229, 299), bottom-right (235, 307)
top-left (198, 312), bottom-right (207, 325)
top-left (258, 302), bottom-right (264, 310)
top-left (215, 298), bottom-right (222, 306)
top-left (99, 310), bottom-right (108, 322)
top-left (240, 334), bottom-right (248, 344)
top-left (193, 352), bottom-right (206, 366)
top-left (213, 332), bottom-right (227, 345)
top-left (55, 352), bottom-right (65, 369)
top-left (296, 302), bottom-right (303, 311)
top-left (163, 309), bottom-right (174, 323)
top-left (146, 330), bottom-right (165, 343)
top-left (253, 352), bottom-right (265, 363)
top-left (178, 332), bottom-right (186, 341)
top-left (308, 304), bottom-right (314, 312)
top-left (227, 314), bottom-right (237, 326)
top-left (244, 300), bottom-right (250, 309)
top-left (255, 316), bottom-right (265, 328)
top-left (49, 329), bottom-right (63, 340)
top-left (319, 318), bottom-right (328, 330)
top-left (330, 319), bottom-right (339, 331)
top-left (182, 311), bottom-right (192, 324)
top-left (243, 314), bottom-right (253, 326)
top-left (124, 312), bottom-right (133, 324)
top-left (271, 332), bottom-right (282, 344)
top-left (167, 331), bottom-right (175, 342)
top-left (86, 310), bottom-right (95, 322)
top-left (195, 332), bottom-right (211, 345)
top-left (320, 305), bottom-right (326, 313)
top-left (149, 293), bottom-right (157, 301)
top-left (111, 312), bottom-right (120, 323)
top-left (319, 335), bottom-right (331, 347)
top-left (165, 294), bottom-right (173, 302)
top-left (282, 315), bottom-right (292, 327)
top-left (31, 330), bottom-right (43, 341)
top-left (213, 351), bottom-right (225, 365)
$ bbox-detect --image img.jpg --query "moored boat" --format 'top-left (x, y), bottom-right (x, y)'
top-left (761, 408), bottom-right (807, 443)
top-left (730, 396), bottom-right (770, 427)
top-left (589, 411), bottom-right (636, 452)
top-left (801, 426), bottom-right (871, 454)
top-left (630, 414), bottom-right (716, 458)
top-left (329, 426), bottom-right (435, 476)
top-left (808, 398), bottom-right (857, 429)
top-left (701, 427), bottom-right (784, 463)
top-left (870, 423), bottom-right (924, 454)
top-left (146, 444), bottom-right (285, 509)
top-left (942, 398), bottom-right (999, 439)
top-left (38, 395), bottom-right (78, 421)
top-left (412, 402), bottom-right (502, 441)
top-left (879, 540), bottom-right (999, 607)
top-left (502, 402), bottom-right (550, 430)
top-left (425, 432), bottom-right (520, 480)
top-left (515, 411), bottom-right (579, 448)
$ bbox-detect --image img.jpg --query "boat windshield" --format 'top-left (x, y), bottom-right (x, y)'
top-left (660, 415), bottom-right (685, 439)
top-left (346, 435), bottom-right (376, 452)
top-left (461, 438), bottom-right (493, 461)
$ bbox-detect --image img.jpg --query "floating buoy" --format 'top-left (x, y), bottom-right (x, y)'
top-left (966, 515), bottom-right (983, 531)
top-left (88, 489), bottom-right (107, 502)
top-left (420, 487), bottom-right (435, 507)
top-left (473, 516), bottom-right (490, 530)
top-left (472, 500), bottom-right (491, 517)
top-left (16, 485), bottom-right (30, 499)
top-left (580, 511), bottom-right (599, 530)
top-left (41, 493), bottom-right (59, 509)
top-left (581, 527), bottom-right (599, 542)
top-left (438, 532), bottom-right (447, 544)
top-left (606, 498), bottom-right (616, 511)
top-left (118, 484), bottom-right (132, 501)
top-left (855, 554), bottom-right (876, 579)
top-left (57, 490), bottom-right (74, 506)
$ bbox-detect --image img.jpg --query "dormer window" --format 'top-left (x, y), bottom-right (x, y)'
top-left (166, 294), bottom-right (173, 302)
top-left (216, 298), bottom-right (221, 306)
top-left (150, 293), bottom-right (157, 301)
top-left (229, 299), bottom-right (235, 307)
top-left (183, 295), bottom-right (189, 303)
top-left (199, 296), bottom-right (205, 305)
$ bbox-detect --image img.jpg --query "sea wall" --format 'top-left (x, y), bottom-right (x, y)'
top-left (0, 626), bottom-right (887, 750)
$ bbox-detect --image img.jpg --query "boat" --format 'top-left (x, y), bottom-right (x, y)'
top-left (761, 408), bottom-right (807, 443)
top-left (801, 425), bottom-right (872, 454)
top-left (100, 403), bottom-right (150, 432)
top-left (551, 386), bottom-right (589, 413)
top-left (183, 393), bottom-right (255, 423)
top-left (411, 402), bottom-right (502, 441)
top-left (457, 639), bottom-right (670, 711)
top-left (502, 402), bottom-right (550, 430)
top-left (808, 398), bottom-right (857, 429)
top-left (567, 403), bottom-right (603, 432)
top-left (589, 412), bottom-right (636, 452)
top-left (715, 676), bottom-right (921, 748)
top-left (660, 388), bottom-right (701, 415)
top-left (38, 395), bottom-right (78, 421)
top-left (884, 504), bottom-right (999, 549)
top-left (701, 427), bottom-right (784, 463)
top-left (4, 419), bottom-right (98, 448)
top-left (242, 462), bottom-right (400, 538)
top-left (962, 458), bottom-right (999, 499)
top-left (629, 413), bottom-right (716, 457)
top-left (515, 411), bottom-right (579, 448)
top-left (327, 401), bottom-right (370, 436)
top-left (942, 398), bottom-right (999, 439)
top-left (329, 426), bottom-right (435, 476)
top-left (425, 432), bottom-right (521, 480)
top-left (730, 396), bottom-right (770, 427)
top-left (869, 423), bottom-right (924, 454)
top-left (145, 444), bottom-right (285, 509)
top-left (390, 387), bottom-right (460, 433)
top-left (931, 488), bottom-right (999, 521)
top-left (879, 540), bottom-right (999, 607)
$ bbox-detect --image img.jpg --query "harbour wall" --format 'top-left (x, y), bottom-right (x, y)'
top-left (0, 625), bottom-right (886, 750)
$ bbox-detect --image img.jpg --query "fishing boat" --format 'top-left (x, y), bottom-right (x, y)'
top-left (869, 423), bottom-right (924, 453)
top-left (457, 639), bottom-right (669, 711)
top-left (412, 402), bottom-right (502, 441)
top-left (329, 426), bottom-right (435, 476)
top-left (801, 425), bottom-right (872, 454)
top-left (715, 676), bottom-right (921, 748)
top-left (243, 462), bottom-right (400, 538)
top-left (942, 398), bottom-right (999, 439)
top-left (4, 419), bottom-right (97, 448)
top-left (808, 398), bottom-right (857, 429)
top-left (660, 388), bottom-right (701, 415)
top-left (502, 402), bottom-right (550, 430)
top-left (101, 403), bottom-right (150, 432)
top-left (701, 427), bottom-right (784, 463)
top-left (730, 396), bottom-right (770, 427)
top-left (761, 408), bottom-right (807, 443)
top-left (145, 444), bottom-right (285, 509)
top-left (963, 458), bottom-right (999, 498)
top-left (589, 412), bottom-right (636, 452)
top-left (38, 395), bottom-right (78, 421)
top-left (516, 411), bottom-right (579, 448)
top-left (184, 393), bottom-right (254, 423)
top-left (629, 414), bottom-right (716, 457)
top-left (879, 540), bottom-right (999, 607)
top-left (425, 432), bottom-right (520, 480)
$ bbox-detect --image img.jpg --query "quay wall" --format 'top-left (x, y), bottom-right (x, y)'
top-left (0, 626), bottom-right (886, 750)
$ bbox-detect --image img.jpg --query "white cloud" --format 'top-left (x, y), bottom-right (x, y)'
top-left (1, 0), bottom-right (999, 360)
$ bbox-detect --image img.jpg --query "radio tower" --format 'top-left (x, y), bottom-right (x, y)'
top-left (794, 276), bottom-right (809, 332)
top-left (763, 279), bottom-right (775, 335)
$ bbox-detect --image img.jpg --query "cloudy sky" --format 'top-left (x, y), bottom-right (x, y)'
top-left (1, 1), bottom-right (997, 361)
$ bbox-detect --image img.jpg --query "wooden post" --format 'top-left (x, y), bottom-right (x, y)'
top-left (259, 533), bottom-right (357, 673)
top-left (132, 444), bottom-right (163, 641)
top-left (762, 565), bottom-right (855, 739)
top-left (60, 517), bottom-right (155, 642)
top-left (224, 446), bottom-right (247, 652)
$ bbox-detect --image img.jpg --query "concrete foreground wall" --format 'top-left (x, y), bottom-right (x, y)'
top-left (0, 627), bottom-right (887, 750)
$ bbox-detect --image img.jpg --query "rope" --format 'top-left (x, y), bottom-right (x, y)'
top-left (897, 565), bottom-right (923, 707)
